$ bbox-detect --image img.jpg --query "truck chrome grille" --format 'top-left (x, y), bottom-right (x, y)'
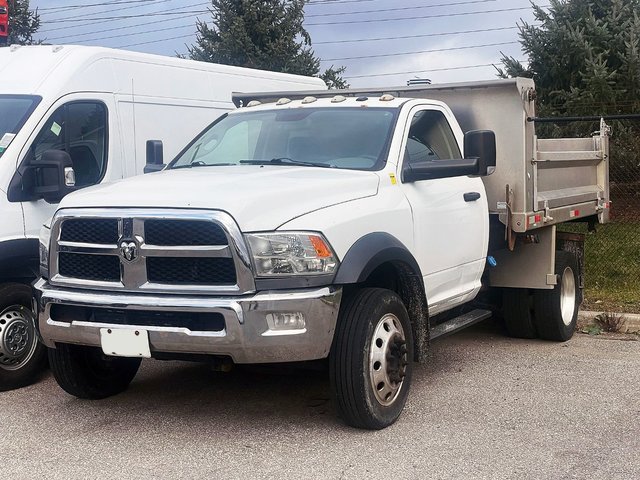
top-left (60, 219), bottom-right (119, 244)
top-left (50, 209), bottom-right (255, 295)
top-left (147, 257), bottom-right (236, 285)
top-left (144, 220), bottom-right (228, 246)
top-left (58, 252), bottom-right (121, 282)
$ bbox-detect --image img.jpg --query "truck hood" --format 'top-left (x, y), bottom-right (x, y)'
top-left (59, 165), bottom-right (380, 231)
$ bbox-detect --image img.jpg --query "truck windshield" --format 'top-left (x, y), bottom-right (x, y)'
top-left (0, 95), bottom-right (41, 158)
top-left (169, 107), bottom-right (398, 171)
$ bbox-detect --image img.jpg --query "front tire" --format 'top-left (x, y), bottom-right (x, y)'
top-left (533, 251), bottom-right (580, 341)
top-left (0, 283), bottom-right (48, 391)
top-left (330, 288), bottom-right (414, 430)
top-left (49, 343), bottom-right (141, 399)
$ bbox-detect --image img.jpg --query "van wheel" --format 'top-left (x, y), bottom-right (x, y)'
top-left (49, 343), bottom-right (141, 399)
top-left (0, 283), bottom-right (48, 392)
top-left (330, 288), bottom-right (413, 430)
top-left (533, 251), bottom-right (580, 342)
top-left (502, 288), bottom-right (537, 339)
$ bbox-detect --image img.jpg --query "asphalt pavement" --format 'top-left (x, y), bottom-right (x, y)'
top-left (2, 320), bottom-right (639, 480)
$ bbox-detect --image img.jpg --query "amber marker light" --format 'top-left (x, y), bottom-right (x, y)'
top-left (309, 235), bottom-right (333, 258)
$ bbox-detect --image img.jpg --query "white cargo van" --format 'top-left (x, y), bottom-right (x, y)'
top-left (0, 44), bottom-right (326, 390)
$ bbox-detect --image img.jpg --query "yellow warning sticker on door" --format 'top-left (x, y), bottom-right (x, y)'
top-left (389, 173), bottom-right (397, 185)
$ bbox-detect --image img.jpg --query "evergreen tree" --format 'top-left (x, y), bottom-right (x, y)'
top-left (498, 0), bottom-right (640, 177)
top-left (3, 0), bottom-right (40, 46)
top-left (187, 0), bottom-right (348, 88)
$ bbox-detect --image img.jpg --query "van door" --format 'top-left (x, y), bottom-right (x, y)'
top-left (398, 105), bottom-right (488, 314)
top-left (19, 95), bottom-right (121, 239)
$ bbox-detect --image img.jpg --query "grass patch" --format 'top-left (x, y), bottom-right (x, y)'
top-left (560, 221), bottom-right (640, 313)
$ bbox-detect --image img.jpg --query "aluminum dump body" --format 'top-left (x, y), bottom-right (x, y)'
top-left (234, 78), bottom-right (610, 232)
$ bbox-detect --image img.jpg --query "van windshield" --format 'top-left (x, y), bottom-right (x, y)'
top-left (169, 107), bottom-right (398, 171)
top-left (0, 95), bottom-right (41, 158)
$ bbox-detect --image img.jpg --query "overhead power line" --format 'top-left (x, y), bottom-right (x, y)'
top-left (306, 0), bottom-right (497, 17)
top-left (315, 26), bottom-right (521, 45)
top-left (117, 32), bottom-right (195, 49)
top-left (56, 23), bottom-right (196, 44)
top-left (39, 1), bottom-right (208, 32)
top-left (306, 5), bottom-right (549, 26)
top-left (41, 9), bottom-right (208, 24)
top-left (37, 0), bottom-right (160, 11)
top-left (41, 0), bottom-right (172, 22)
top-left (322, 41), bottom-right (519, 62)
top-left (44, 14), bottom-right (193, 40)
top-left (344, 63), bottom-right (498, 79)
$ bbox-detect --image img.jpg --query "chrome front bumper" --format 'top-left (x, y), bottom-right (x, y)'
top-left (33, 278), bottom-right (342, 364)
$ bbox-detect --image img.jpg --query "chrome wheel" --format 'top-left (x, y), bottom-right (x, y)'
top-left (559, 266), bottom-right (576, 326)
top-left (0, 306), bottom-right (38, 371)
top-left (369, 313), bottom-right (408, 406)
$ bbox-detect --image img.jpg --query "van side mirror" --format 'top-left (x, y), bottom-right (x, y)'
top-left (8, 149), bottom-right (76, 203)
top-left (464, 130), bottom-right (496, 176)
top-left (144, 140), bottom-right (165, 174)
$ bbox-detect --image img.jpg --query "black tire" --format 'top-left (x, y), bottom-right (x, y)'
top-left (330, 288), bottom-right (414, 430)
top-left (533, 251), bottom-right (580, 342)
top-left (49, 343), bottom-right (141, 399)
top-left (502, 288), bottom-right (537, 339)
top-left (0, 283), bottom-right (48, 392)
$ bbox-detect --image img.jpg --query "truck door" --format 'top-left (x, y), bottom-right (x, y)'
top-left (398, 106), bottom-right (488, 314)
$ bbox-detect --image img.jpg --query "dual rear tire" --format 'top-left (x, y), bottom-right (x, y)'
top-left (503, 251), bottom-right (580, 342)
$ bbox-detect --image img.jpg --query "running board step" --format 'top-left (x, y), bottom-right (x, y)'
top-left (430, 309), bottom-right (492, 340)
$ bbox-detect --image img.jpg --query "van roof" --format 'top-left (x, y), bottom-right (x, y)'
top-left (0, 45), bottom-right (326, 97)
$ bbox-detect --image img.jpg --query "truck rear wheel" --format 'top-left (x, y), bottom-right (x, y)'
top-left (0, 283), bottom-right (48, 392)
top-left (502, 288), bottom-right (537, 339)
top-left (533, 251), bottom-right (580, 342)
top-left (330, 288), bottom-right (413, 430)
top-left (49, 343), bottom-right (141, 399)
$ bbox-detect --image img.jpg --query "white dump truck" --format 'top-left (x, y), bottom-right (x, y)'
top-left (0, 44), bottom-right (326, 390)
top-left (33, 78), bottom-right (609, 429)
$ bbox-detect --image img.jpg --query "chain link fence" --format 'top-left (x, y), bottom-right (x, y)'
top-left (560, 119), bottom-right (640, 313)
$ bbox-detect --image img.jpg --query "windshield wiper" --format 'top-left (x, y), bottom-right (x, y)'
top-left (240, 157), bottom-right (334, 168)
top-left (171, 161), bottom-right (236, 169)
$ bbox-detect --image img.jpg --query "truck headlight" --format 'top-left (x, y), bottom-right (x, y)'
top-left (39, 222), bottom-right (52, 279)
top-left (245, 232), bottom-right (338, 277)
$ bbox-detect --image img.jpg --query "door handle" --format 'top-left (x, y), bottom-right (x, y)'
top-left (464, 192), bottom-right (481, 202)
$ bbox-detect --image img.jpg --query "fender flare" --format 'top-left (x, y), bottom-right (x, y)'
top-left (334, 232), bottom-right (423, 284)
top-left (0, 238), bottom-right (39, 281)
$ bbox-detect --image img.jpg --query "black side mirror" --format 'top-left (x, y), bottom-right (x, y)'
top-left (8, 149), bottom-right (76, 203)
top-left (403, 158), bottom-right (480, 182)
top-left (464, 130), bottom-right (496, 176)
top-left (144, 140), bottom-right (165, 174)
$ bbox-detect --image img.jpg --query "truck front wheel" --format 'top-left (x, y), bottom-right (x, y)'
top-left (533, 251), bottom-right (580, 341)
top-left (49, 343), bottom-right (141, 399)
top-left (0, 283), bottom-right (48, 391)
top-left (330, 288), bottom-right (414, 430)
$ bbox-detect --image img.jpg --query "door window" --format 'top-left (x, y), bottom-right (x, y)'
top-left (27, 102), bottom-right (107, 187)
top-left (405, 110), bottom-right (461, 164)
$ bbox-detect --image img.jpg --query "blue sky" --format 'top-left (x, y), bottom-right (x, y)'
top-left (30, 0), bottom-right (541, 87)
